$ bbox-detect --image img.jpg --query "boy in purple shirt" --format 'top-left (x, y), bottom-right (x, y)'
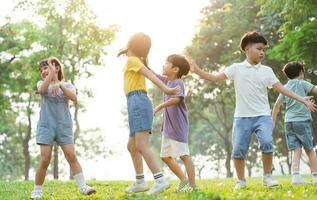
top-left (154, 54), bottom-right (196, 191)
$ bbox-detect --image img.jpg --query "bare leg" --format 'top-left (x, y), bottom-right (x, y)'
top-left (60, 144), bottom-right (82, 175)
top-left (292, 148), bottom-right (302, 173)
top-left (180, 155), bottom-right (196, 187)
top-left (262, 153), bottom-right (273, 174)
top-left (162, 157), bottom-right (186, 181)
top-left (234, 159), bottom-right (245, 180)
top-left (35, 145), bottom-right (53, 185)
top-left (135, 131), bottom-right (160, 174)
top-left (127, 136), bottom-right (144, 175)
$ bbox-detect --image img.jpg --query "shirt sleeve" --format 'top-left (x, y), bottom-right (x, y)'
top-left (171, 79), bottom-right (185, 99)
top-left (223, 64), bottom-right (236, 80)
top-left (64, 82), bottom-right (76, 93)
top-left (153, 71), bottom-right (168, 84)
top-left (266, 69), bottom-right (280, 87)
top-left (126, 57), bottom-right (145, 72)
top-left (277, 93), bottom-right (285, 103)
top-left (301, 80), bottom-right (315, 94)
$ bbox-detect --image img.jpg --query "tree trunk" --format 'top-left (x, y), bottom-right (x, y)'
top-left (224, 140), bottom-right (233, 177)
top-left (279, 161), bottom-right (285, 175)
top-left (23, 94), bottom-right (32, 180)
top-left (286, 152), bottom-right (292, 175)
top-left (53, 144), bottom-right (59, 179)
top-left (247, 165), bottom-right (252, 177)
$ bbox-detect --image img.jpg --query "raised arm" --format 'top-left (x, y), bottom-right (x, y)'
top-left (38, 65), bottom-right (56, 95)
top-left (59, 83), bottom-right (77, 102)
top-left (272, 99), bottom-right (283, 126)
top-left (272, 82), bottom-right (317, 112)
top-left (139, 66), bottom-right (179, 95)
top-left (188, 58), bottom-right (227, 83)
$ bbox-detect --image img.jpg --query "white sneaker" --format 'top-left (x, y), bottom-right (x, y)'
top-left (234, 179), bottom-right (246, 190)
top-left (292, 176), bottom-right (309, 185)
top-left (263, 174), bottom-right (279, 187)
top-left (80, 185), bottom-right (96, 195)
top-left (147, 180), bottom-right (169, 195)
top-left (176, 179), bottom-right (189, 192)
top-left (30, 190), bottom-right (43, 199)
top-left (125, 181), bottom-right (149, 193)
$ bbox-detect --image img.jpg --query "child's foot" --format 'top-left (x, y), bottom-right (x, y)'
top-left (80, 185), bottom-right (96, 195)
top-left (234, 179), bottom-right (246, 190)
top-left (176, 179), bottom-right (189, 192)
top-left (186, 186), bottom-right (198, 192)
top-left (30, 190), bottom-right (43, 199)
top-left (263, 174), bottom-right (279, 187)
top-left (147, 179), bottom-right (169, 195)
top-left (292, 176), bottom-right (309, 185)
top-left (125, 181), bottom-right (149, 193)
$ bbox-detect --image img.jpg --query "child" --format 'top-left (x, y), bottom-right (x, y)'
top-left (30, 57), bottom-right (95, 199)
top-left (117, 32), bottom-right (179, 194)
top-left (272, 61), bottom-right (317, 185)
top-left (189, 31), bottom-right (317, 189)
top-left (154, 54), bottom-right (196, 191)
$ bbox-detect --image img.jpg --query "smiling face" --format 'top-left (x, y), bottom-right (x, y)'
top-left (245, 43), bottom-right (266, 65)
top-left (163, 60), bottom-right (178, 78)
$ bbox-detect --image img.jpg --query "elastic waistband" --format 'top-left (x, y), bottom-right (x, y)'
top-left (126, 90), bottom-right (147, 98)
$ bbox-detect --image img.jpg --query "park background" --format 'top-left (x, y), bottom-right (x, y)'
top-left (0, 0), bottom-right (317, 199)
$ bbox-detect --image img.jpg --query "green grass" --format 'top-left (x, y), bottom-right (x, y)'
top-left (1, 177), bottom-right (317, 200)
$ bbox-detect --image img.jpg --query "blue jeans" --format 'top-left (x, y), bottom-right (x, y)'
top-left (231, 115), bottom-right (274, 160)
top-left (285, 121), bottom-right (313, 150)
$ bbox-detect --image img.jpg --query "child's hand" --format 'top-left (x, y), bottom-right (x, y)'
top-left (51, 82), bottom-right (61, 96)
top-left (48, 60), bottom-right (56, 73)
top-left (303, 96), bottom-right (317, 112)
top-left (154, 105), bottom-right (163, 116)
top-left (187, 57), bottom-right (198, 73)
top-left (166, 85), bottom-right (180, 95)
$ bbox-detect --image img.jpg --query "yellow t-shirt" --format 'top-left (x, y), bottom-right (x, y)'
top-left (123, 56), bottom-right (147, 94)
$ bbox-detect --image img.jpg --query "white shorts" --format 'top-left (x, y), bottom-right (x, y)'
top-left (160, 135), bottom-right (190, 158)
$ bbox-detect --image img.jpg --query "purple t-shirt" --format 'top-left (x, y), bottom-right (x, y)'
top-left (155, 74), bottom-right (189, 143)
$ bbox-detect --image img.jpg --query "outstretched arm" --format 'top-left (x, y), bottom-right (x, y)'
top-left (272, 82), bottom-right (317, 112)
top-left (154, 97), bottom-right (181, 115)
top-left (139, 66), bottom-right (180, 95)
top-left (188, 58), bottom-right (227, 83)
top-left (272, 99), bottom-right (283, 126)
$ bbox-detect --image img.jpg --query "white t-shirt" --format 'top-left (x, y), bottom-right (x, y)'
top-left (223, 60), bottom-right (279, 117)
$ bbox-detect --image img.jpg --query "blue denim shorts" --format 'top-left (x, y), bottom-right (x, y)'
top-left (285, 121), bottom-right (313, 151)
top-left (127, 90), bottom-right (153, 137)
top-left (231, 115), bottom-right (274, 160)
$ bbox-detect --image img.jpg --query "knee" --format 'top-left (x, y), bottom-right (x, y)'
top-left (65, 153), bottom-right (78, 164)
top-left (180, 155), bottom-right (189, 162)
top-left (161, 157), bottom-right (172, 163)
top-left (127, 142), bottom-right (138, 155)
top-left (40, 156), bottom-right (51, 168)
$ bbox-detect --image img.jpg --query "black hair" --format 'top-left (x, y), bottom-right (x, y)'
top-left (240, 31), bottom-right (267, 51)
top-left (167, 54), bottom-right (190, 78)
top-left (282, 62), bottom-right (305, 79)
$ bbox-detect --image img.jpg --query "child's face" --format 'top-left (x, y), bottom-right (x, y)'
top-left (245, 43), bottom-right (266, 64)
top-left (40, 65), bottom-right (49, 79)
top-left (163, 60), bottom-right (176, 76)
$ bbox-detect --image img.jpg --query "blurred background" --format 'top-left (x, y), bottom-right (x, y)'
top-left (0, 0), bottom-right (316, 181)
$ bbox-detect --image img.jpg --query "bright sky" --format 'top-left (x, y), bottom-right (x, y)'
top-left (1, 0), bottom-right (209, 180)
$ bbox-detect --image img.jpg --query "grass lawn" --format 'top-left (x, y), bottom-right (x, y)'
top-left (1, 176), bottom-right (317, 199)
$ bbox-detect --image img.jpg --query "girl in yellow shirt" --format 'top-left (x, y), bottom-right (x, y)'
top-left (118, 32), bottom-right (179, 194)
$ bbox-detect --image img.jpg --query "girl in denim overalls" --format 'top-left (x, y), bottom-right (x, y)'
top-left (30, 57), bottom-right (95, 198)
